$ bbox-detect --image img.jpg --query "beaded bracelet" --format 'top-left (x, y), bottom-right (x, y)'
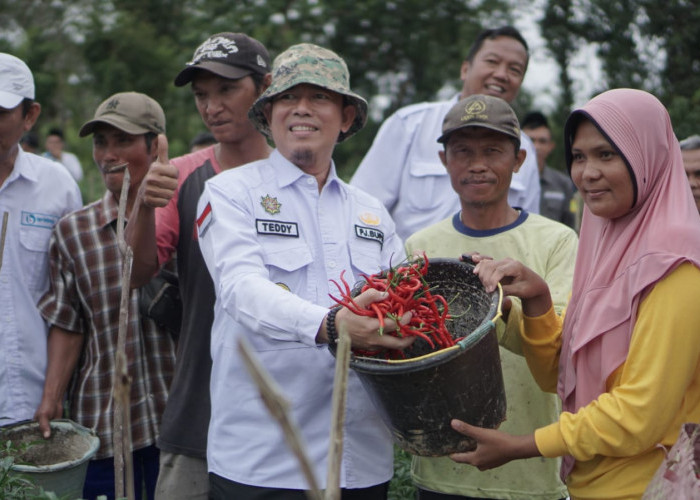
top-left (326, 306), bottom-right (343, 344)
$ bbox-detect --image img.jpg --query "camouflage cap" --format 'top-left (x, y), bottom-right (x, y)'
top-left (79, 92), bottom-right (165, 137)
top-left (438, 94), bottom-right (520, 144)
top-left (248, 43), bottom-right (368, 143)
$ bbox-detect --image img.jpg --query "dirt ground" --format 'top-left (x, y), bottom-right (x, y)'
top-left (2, 423), bottom-right (93, 466)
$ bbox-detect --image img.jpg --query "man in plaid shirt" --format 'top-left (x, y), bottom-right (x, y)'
top-left (34, 92), bottom-right (176, 500)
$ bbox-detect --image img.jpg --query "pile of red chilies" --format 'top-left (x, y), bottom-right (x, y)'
top-left (329, 254), bottom-right (455, 359)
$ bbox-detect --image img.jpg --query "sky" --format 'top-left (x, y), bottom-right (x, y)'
top-left (514, 1), bottom-right (603, 113)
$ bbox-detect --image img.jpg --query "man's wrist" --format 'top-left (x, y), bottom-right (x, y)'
top-left (325, 306), bottom-right (342, 344)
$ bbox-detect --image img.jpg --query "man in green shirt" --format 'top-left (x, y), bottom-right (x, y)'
top-left (405, 94), bottom-right (577, 500)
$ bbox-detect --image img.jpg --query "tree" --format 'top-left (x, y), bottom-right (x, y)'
top-left (538, 0), bottom-right (700, 144)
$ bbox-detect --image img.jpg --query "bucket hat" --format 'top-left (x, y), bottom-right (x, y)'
top-left (248, 43), bottom-right (367, 143)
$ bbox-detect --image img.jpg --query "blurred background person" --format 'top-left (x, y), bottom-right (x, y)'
top-left (189, 130), bottom-right (217, 153)
top-left (680, 134), bottom-right (700, 215)
top-left (20, 130), bottom-right (40, 154)
top-left (43, 126), bottom-right (84, 182)
top-left (521, 110), bottom-right (577, 229)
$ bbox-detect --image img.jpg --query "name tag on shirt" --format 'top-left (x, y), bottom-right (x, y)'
top-left (21, 211), bottom-right (58, 229)
top-left (256, 219), bottom-right (299, 237)
top-left (355, 225), bottom-right (384, 247)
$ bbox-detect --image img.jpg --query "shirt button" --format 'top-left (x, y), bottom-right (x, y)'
top-left (307, 177), bottom-right (314, 185)
top-left (328, 261), bottom-right (337, 269)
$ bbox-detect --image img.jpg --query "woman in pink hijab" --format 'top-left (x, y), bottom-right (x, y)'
top-left (450, 88), bottom-right (700, 499)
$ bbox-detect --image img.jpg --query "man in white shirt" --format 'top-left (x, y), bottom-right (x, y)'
top-left (351, 26), bottom-right (540, 241)
top-left (197, 43), bottom-right (413, 500)
top-left (0, 53), bottom-right (82, 425)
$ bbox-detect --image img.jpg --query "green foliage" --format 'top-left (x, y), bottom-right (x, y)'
top-left (0, 441), bottom-right (64, 500)
top-left (539, 0), bottom-right (700, 140)
top-left (388, 446), bottom-right (416, 500)
top-left (1, 0), bottom-right (519, 186)
top-left (3, 0), bottom-right (700, 192)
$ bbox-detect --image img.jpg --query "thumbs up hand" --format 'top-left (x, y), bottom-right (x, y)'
top-left (141, 134), bottom-right (179, 208)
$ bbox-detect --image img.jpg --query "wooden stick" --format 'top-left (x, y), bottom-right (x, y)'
top-left (0, 211), bottom-right (8, 273)
top-left (113, 169), bottom-right (135, 500)
top-left (325, 324), bottom-right (351, 500)
top-left (237, 337), bottom-right (323, 500)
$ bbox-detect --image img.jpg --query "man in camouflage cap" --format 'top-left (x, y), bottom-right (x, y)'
top-left (248, 42), bottom-right (367, 143)
top-left (196, 43), bottom-right (410, 499)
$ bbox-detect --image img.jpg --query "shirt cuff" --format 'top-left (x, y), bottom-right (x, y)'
top-left (534, 421), bottom-right (567, 458)
top-left (522, 305), bottom-right (561, 344)
top-left (299, 303), bottom-right (331, 346)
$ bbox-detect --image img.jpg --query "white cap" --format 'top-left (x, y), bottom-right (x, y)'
top-left (0, 53), bottom-right (35, 109)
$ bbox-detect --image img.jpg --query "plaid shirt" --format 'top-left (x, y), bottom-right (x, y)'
top-left (38, 191), bottom-right (175, 459)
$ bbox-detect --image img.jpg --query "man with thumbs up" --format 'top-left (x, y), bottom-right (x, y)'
top-left (35, 91), bottom-right (176, 500)
top-left (126, 33), bottom-right (272, 500)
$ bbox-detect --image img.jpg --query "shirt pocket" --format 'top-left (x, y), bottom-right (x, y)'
top-left (262, 241), bottom-right (314, 293)
top-left (404, 160), bottom-right (450, 211)
top-left (19, 226), bottom-right (51, 293)
top-left (349, 241), bottom-right (384, 280)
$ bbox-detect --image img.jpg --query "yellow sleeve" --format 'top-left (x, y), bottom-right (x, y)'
top-left (535, 263), bottom-right (700, 460)
top-left (520, 305), bottom-right (563, 393)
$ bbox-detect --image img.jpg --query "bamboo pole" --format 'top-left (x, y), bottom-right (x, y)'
top-left (237, 337), bottom-right (324, 500)
top-left (325, 324), bottom-right (351, 500)
top-left (0, 211), bottom-right (8, 273)
top-left (113, 169), bottom-right (135, 500)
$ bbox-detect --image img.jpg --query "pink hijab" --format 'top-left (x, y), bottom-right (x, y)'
top-left (558, 89), bottom-right (700, 476)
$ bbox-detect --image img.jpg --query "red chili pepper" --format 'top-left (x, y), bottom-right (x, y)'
top-left (328, 255), bottom-right (454, 359)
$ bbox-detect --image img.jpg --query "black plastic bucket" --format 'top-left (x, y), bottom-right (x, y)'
top-left (333, 258), bottom-right (505, 457)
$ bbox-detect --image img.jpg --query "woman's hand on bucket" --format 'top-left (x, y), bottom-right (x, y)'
top-left (448, 419), bottom-right (540, 470)
top-left (471, 257), bottom-right (553, 318)
top-left (336, 289), bottom-right (415, 351)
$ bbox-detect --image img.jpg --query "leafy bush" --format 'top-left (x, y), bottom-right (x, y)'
top-left (389, 446), bottom-right (416, 500)
top-left (0, 440), bottom-right (64, 500)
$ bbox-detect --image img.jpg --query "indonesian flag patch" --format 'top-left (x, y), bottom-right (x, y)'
top-left (197, 202), bottom-right (213, 238)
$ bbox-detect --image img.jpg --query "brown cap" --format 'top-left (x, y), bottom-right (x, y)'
top-left (174, 33), bottom-right (270, 87)
top-left (438, 94), bottom-right (520, 144)
top-left (79, 92), bottom-right (165, 137)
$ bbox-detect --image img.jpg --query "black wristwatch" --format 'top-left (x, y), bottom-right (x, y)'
top-left (326, 306), bottom-right (343, 344)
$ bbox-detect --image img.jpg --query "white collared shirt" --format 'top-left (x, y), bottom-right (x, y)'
top-left (351, 96), bottom-right (540, 241)
top-left (197, 149), bottom-right (402, 489)
top-left (0, 148), bottom-right (82, 424)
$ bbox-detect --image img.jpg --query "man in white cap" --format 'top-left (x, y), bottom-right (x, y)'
top-left (0, 53), bottom-right (82, 425)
